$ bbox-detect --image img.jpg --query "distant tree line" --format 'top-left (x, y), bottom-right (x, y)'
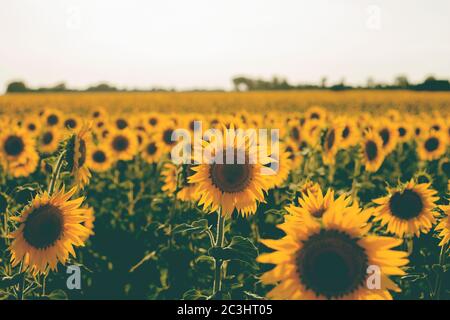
top-left (5, 81), bottom-right (180, 94)
top-left (5, 75), bottom-right (450, 93)
top-left (232, 75), bottom-right (450, 91)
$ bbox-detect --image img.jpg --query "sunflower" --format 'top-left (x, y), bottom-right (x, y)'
top-left (87, 145), bottom-right (114, 172)
top-left (113, 116), bottom-right (130, 130)
top-left (158, 123), bottom-right (178, 153)
top-left (361, 130), bottom-right (385, 172)
top-left (305, 106), bottom-right (327, 123)
top-left (38, 128), bottom-right (61, 154)
top-left (396, 120), bottom-right (412, 143)
top-left (107, 128), bottom-right (138, 161)
top-left (376, 121), bottom-right (399, 155)
top-left (189, 126), bottom-right (273, 217)
top-left (0, 127), bottom-right (36, 167)
top-left (162, 162), bottom-right (199, 201)
top-left (265, 142), bottom-right (292, 189)
top-left (42, 109), bottom-right (63, 128)
top-left (417, 132), bottom-right (447, 161)
top-left (9, 187), bottom-right (90, 275)
top-left (286, 186), bottom-right (351, 220)
top-left (6, 151), bottom-right (39, 178)
top-left (337, 118), bottom-right (360, 148)
top-left (90, 106), bottom-right (108, 120)
top-left (301, 120), bottom-right (323, 147)
top-left (141, 138), bottom-right (164, 164)
top-left (284, 139), bottom-right (302, 169)
top-left (145, 112), bottom-right (164, 132)
top-left (63, 115), bottom-right (82, 131)
top-left (80, 206), bottom-right (95, 242)
top-left (322, 125), bottom-right (342, 165)
top-left (22, 116), bottom-right (42, 137)
top-left (372, 180), bottom-right (439, 238)
top-left (257, 195), bottom-right (408, 300)
top-left (65, 124), bottom-right (92, 189)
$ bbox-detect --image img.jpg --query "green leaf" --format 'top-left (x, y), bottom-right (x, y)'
top-left (172, 219), bottom-right (209, 235)
top-left (183, 289), bottom-right (208, 300)
top-left (210, 236), bottom-right (259, 270)
top-left (195, 255), bottom-right (215, 266)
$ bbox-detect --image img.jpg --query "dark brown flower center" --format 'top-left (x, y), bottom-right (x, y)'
top-left (28, 123), bottom-right (36, 131)
top-left (112, 136), bottom-right (129, 151)
top-left (424, 137), bottom-right (439, 152)
top-left (4, 135), bottom-right (25, 156)
top-left (389, 189), bottom-right (423, 220)
top-left (47, 114), bottom-right (59, 126)
top-left (42, 132), bottom-right (54, 145)
top-left (163, 129), bottom-right (175, 145)
top-left (365, 140), bottom-right (378, 161)
top-left (290, 127), bottom-right (300, 141)
top-left (296, 229), bottom-right (368, 299)
top-left (325, 129), bottom-right (335, 150)
top-left (379, 129), bottom-right (390, 147)
top-left (146, 142), bottom-right (157, 155)
top-left (210, 163), bottom-right (252, 193)
top-left (93, 150), bottom-right (106, 163)
top-left (116, 119), bottom-right (128, 130)
top-left (398, 127), bottom-right (406, 137)
top-left (23, 204), bottom-right (64, 249)
top-left (65, 118), bottom-right (77, 129)
top-left (149, 117), bottom-right (158, 126)
top-left (342, 126), bottom-right (350, 139)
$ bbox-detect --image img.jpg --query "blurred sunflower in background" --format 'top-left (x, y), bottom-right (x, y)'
top-left (87, 145), bottom-right (114, 172)
top-left (417, 132), bottom-right (447, 161)
top-left (141, 139), bottom-right (163, 164)
top-left (108, 128), bottom-right (138, 161)
top-left (9, 187), bottom-right (90, 275)
top-left (258, 195), bottom-right (408, 299)
top-left (372, 180), bottom-right (439, 238)
top-left (38, 128), bottom-right (61, 154)
top-left (376, 121), bottom-right (399, 155)
top-left (361, 130), bottom-right (385, 172)
top-left (162, 163), bottom-right (199, 201)
top-left (322, 124), bottom-right (342, 165)
top-left (435, 205), bottom-right (450, 247)
top-left (265, 142), bottom-right (292, 189)
top-left (42, 109), bottom-right (63, 128)
top-left (22, 116), bottom-right (41, 138)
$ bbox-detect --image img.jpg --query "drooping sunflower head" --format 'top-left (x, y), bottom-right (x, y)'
top-left (189, 126), bottom-right (273, 217)
top-left (361, 130), bottom-right (385, 172)
top-left (258, 194), bottom-right (408, 300)
top-left (9, 187), bottom-right (90, 275)
top-left (64, 124), bottom-right (92, 189)
top-left (373, 180), bottom-right (439, 238)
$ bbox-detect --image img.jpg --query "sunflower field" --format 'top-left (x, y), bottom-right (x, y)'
top-left (0, 91), bottom-right (449, 300)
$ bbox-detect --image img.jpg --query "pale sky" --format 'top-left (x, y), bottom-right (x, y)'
top-left (1, 0), bottom-right (450, 92)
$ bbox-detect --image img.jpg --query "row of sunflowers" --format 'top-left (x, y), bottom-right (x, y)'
top-left (0, 104), bottom-right (449, 300)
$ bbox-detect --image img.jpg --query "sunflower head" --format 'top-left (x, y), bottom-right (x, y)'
top-left (361, 130), bottom-right (385, 172)
top-left (258, 191), bottom-right (408, 300)
top-left (373, 180), bottom-right (439, 238)
top-left (9, 188), bottom-right (90, 275)
top-left (64, 124), bottom-right (92, 189)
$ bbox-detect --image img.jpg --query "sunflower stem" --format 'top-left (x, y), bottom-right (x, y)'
top-left (212, 210), bottom-right (226, 297)
top-left (432, 242), bottom-right (447, 300)
top-left (17, 262), bottom-right (25, 300)
top-left (48, 150), bottom-right (66, 195)
top-left (350, 156), bottom-right (361, 202)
